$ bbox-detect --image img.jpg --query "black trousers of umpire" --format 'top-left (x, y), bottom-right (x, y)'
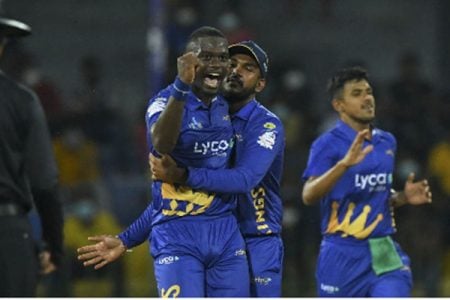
top-left (0, 214), bottom-right (39, 296)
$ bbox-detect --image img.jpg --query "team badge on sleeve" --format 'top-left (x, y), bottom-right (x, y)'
top-left (257, 131), bottom-right (277, 150)
top-left (147, 97), bottom-right (167, 119)
top-left (263, 122), bottom-right (276, 129)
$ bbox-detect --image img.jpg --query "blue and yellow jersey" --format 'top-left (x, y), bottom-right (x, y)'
top-left (146, 85), bottom-right (235, 226)
top-left (302, 120), bottom-right (397, 241)
top-left (186, 99), bottom-right (285, 236)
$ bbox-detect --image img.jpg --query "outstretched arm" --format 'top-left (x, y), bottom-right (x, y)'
top-left (77, 235), bottom-right (127, 270)
top-left (77, 202), bottom-right (153, 270)
top-left (302, 129), bottom-right (373, 205)
top-left (117, 202), bottom-right (153, 249)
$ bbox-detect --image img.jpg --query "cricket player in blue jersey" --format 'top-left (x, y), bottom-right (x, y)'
top-left (150, 40), bottom-right (285, 297)
top-left (78, 40), bottom-right (284, 297)
top-left (301, 66), bottom-right (432, 297)
top-left (78, 26), bottom-right (250, 297)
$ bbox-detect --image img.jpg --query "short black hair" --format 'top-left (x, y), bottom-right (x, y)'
top-left (327, 66), bottom-right (369, 100)
top-left (185, 26), bottom-right (226, 51)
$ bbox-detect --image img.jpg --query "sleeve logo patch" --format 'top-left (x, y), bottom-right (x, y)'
top-left (263, 122), bottom-right (276, 129)
top-left (147, 97), bottom-right (167, 119)
top-left (257, 131), bottom-right (276, 150)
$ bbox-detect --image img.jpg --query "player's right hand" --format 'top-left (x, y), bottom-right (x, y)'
top-left (77, 235), bottom-right (127, 270)
top-left (340, 129), bottom-right (373, 168)
top-left (177, 51), bottom-right (200, 84)
top-left (149, 153), bottom-right (178, 182)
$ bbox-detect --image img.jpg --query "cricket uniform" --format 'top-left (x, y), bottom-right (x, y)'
top-left (144, 85), bottom-right (249, 297)
top-left (302, 120), bottom-right (412, 297)
top-left (187, 99), bottom-right (285, 297)
top-left (118, 202), bottom-right (153, 248)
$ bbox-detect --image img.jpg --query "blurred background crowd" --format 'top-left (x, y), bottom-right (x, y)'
top-left (1, 0), bottom-right (449, 297)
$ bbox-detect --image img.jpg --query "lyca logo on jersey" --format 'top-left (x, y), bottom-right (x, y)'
top-left (193, 139), bottom-right (232, 155)
top-left (157, 256), bottom-right (180, 265)
top-left (355, 173), bottom-right (392, 191)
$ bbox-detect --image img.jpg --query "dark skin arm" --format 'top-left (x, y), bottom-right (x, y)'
top-left (77, 235), bottom-right (127, 270)
top-left (151, 51), bottom-right (199, 154)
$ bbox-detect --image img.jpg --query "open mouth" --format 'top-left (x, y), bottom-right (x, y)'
top-left (362, 104), bottom-right (374, 111)
top-left (204, 73), bottom-right (221, 89)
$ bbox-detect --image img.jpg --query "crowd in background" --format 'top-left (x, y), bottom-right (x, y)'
top-left (1, 0), bottom-right (449, 297)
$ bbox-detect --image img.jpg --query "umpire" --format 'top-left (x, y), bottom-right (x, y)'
top-left (0, 16), bottom-right (63, 296)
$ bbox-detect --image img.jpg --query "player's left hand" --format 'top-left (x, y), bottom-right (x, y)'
top-left (39, 250), bottom-right (57, 274)
top-left (404, 172), bottom-right (432, 205)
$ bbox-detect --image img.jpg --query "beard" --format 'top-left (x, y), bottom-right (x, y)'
top-left (221, 77), bottom-right (256, 103)
top-left (222, 88), bottom-right (253, 103)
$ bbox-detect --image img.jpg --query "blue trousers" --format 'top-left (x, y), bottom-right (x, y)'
top-left (151, 214), bottom-right (250, 297)
top-left (316, 236), bottom-right (413, 297)
top-left (245, 235), bottom-right (284, 297)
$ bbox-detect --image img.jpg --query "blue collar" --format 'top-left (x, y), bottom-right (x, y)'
top-left (186, 92), bottom-right (219, 111)
top-left (232, 98), bottom-right (258, 120)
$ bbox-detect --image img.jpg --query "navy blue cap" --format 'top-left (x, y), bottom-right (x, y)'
top-left (229, 40), bottom-right (269, 78)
